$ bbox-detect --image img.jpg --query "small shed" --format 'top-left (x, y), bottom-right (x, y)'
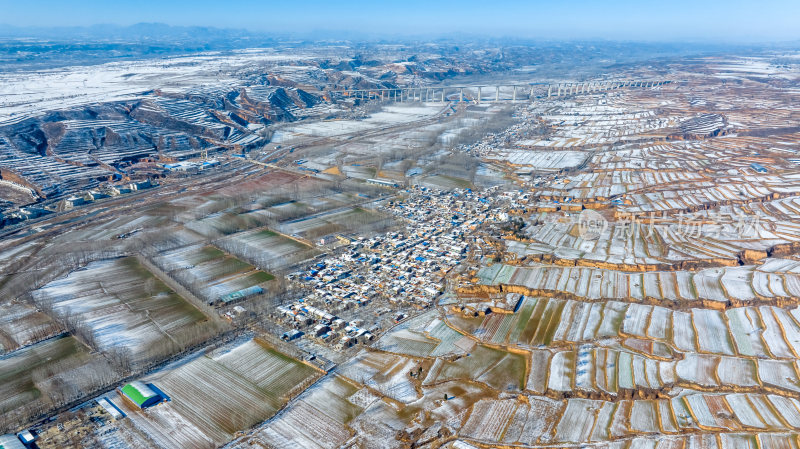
top-left (16, 431), bottom-right (34, 446)
top-left (282, 329), bottom-right (303, 341)
top-left (215, 285), bottom-right (264, 306)
top-left (97, 397), bottom-right (125, 420)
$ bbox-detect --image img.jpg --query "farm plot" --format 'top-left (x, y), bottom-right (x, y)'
top-left (184, 209), bottom-right (270, 237)
top-left (425, 344), bottom-right (527, 391)
top-left (525, 393), bottom-right (800, 446)
top-left (154, 244), bottom-right (274, 304)
top-left (31, 257), bottom-right (209, 363)
top-left (338, 350), bottom-right (422, 403)
top-left (474, 312), bottom-right (517, 344)
top-left (460, 398), bottom-right (519, 441)
top-left (49, 213), bottom-right (172, 245)
top-left (119, 339), bottom-right (321, 449)
top-left (214, 338), bottom-right (321, 397)
top-left (279, 207), bottom-right (390, 241)
top-left (420, 174), bottom-right (474, 190)
top-left (554, 398), bottom-right (605, 442)
top-left (217, 228), bottom-right (319, 271)
top-left (486, 149), bottom-right (589, 171)
top-left (0, 300), bottom-right (60, 352)
top-left (373, 328), bottom-right (440, 357)
top-left (0, 240), bottom-right (39, 273)
top-left (480, 263), bottom-right (800, 306)
top-left (0, 336), bottom-right (107, 420)
top-left (374, 311), bottom-right (470, 357)
top-left (236, 375), bottom-right (363, 449)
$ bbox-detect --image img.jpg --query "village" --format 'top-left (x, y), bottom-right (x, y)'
top-left (2, 48), bottom-right (800, 449)
top-left (274, 186), bottom-right (489, 350)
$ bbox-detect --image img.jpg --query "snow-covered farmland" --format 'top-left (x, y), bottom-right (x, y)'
top-left (31, 257), bottom-right (209, 362)
top-left (485, 149), bottom-right (589, 171)
top-left (153, 244), bottom-right (274, 304)
top-left (114, 338), bottom-right (321, 449)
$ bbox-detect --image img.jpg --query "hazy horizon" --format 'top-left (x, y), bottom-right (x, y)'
top-left (2, 0), bottom-right (800, 44)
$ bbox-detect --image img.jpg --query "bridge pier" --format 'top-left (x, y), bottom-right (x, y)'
top-left (334, 81), bottom-right (672, 104)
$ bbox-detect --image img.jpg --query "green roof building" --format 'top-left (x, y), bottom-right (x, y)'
top-left (121, 381), bottom-right (162, 408)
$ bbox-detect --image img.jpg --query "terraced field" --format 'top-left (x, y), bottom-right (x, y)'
top-left (226, 65), bottom-right (800, 449)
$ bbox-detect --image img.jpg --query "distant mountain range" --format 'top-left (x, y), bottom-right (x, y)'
top-left (0, 23), bottom-right (793, 72)
top-left (0, 23), bottom-right (286, 70)
top-left (0, 22), bottom-right (265, 41)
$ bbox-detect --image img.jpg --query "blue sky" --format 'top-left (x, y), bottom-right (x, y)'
top-left (2, 0), bottom-right (799, 42)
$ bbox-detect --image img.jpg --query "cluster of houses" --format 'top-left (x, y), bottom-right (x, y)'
top-left (277, 301), bottom-right (375, 349)
top-left (278, 185), bottom-right (509, 349)
top-left (55, 179), bottom-right (158, 211)
top-left (1, 179), bottom-right (158, 228)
